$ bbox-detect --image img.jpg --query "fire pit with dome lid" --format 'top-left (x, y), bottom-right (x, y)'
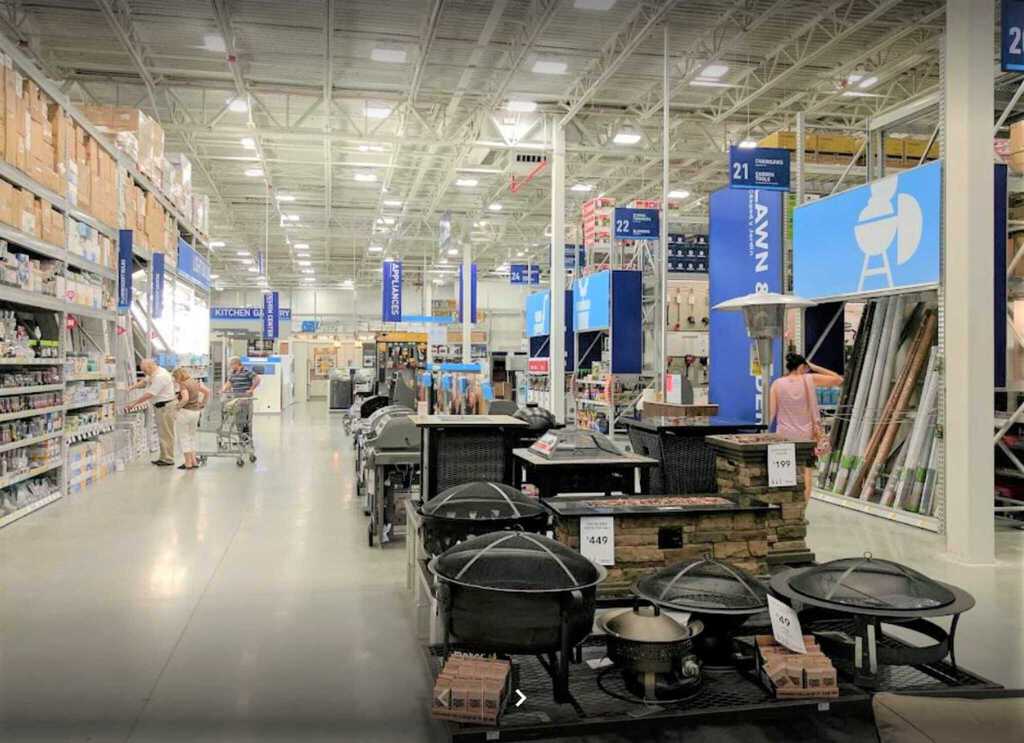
top-left (417, 481), bottom-right (550, 555)
top-left (769, 554), bottom-right (975, 687)
top-left (429, 531), bottom-right (606, 704)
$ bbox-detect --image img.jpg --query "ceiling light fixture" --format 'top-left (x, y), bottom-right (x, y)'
top-left (297, 260), bottom-right (312, 267)
top-left (368, 245), bottom-right (384, 253)
top-left (236, 250), bottom-right (251, 256)
top-left (858, 75), bottom-right (879, 89)
top-left (613, 130), bottom-right (642, 145)
top-left (532, 60), bottom-right (567, 75)
top-left (383, 199), bottom-right (403, 207)
top-left (447, 248), bottom-right (459, 256)
top-left (210, 240), bottom-right (225, 248)
top-left (737, 139), bottom-right (758, 149)
top-left (209, 273), bottom-right (219, 279)
top-left (283, 214), bottom-right (300, 221)
top-left (247, 267), bottom-right (259, 273)
top-left (228, 97), bottom-right (248, 113)
top-left (371, 47), bottom-right (407, 64)
top-left (456, 178), bottom-right (478, 187)
top-left (275, 193), bottom-right (296, 202)
top-left (701, 63), bottom-right (729, 78)
top-left (570, 183), bottom-right (593, 192)
top-left (301, 269), bottom-right (315, 274)
top-left (668, 189), bottom-right (690, 199)
top-left (294, 243), bottom-right (309, 250)
top-left (354, 173), bottom-right (378, 182)
top-left (488, 203), bottom-right (503, 212)
top-left (240, 136), bottom-right (256, 149)
top-left (203, 33), bottom-right (226, 52)
top-left (244, 167), bottom-right (264, 177)
top-left (365, 104), bottom-right (392, 119)
top-left (505, 99), bottom-right (538, 113)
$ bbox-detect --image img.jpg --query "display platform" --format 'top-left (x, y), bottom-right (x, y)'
top-left (424, 627), bottom-right (1007, 743)
top-left (512, 447), bottom-right (657, 499)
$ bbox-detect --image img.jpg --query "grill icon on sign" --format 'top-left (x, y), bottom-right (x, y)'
top-left (853, 175), bottom-right (923, 292)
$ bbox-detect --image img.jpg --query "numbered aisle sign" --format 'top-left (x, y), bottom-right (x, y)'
top-left (1003, 0), bottom-right (1024, 72)
top-left (767, 442), bottom-right (797, 488)
top-left (766, 595), bottom-right (807, 654)
top-left (579, 516), bottom-right (615, 566)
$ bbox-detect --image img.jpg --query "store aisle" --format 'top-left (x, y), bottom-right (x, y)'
top-left (0, 402), bottom-right (445, 743)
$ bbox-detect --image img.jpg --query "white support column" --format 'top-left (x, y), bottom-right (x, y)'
top-left (550, 118), bottom-right (567, 424)
top-left (657, 22), bottom-right (669, 398)
top-left (462, 240), bottom-right (471, 365)
top-left (943, 0), bottom-right (995, 563)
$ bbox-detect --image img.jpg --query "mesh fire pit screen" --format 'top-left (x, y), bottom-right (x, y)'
top-left (789, 556), bottom-right (957, 612)
top-left (634, 557), bottom-right (767, 614)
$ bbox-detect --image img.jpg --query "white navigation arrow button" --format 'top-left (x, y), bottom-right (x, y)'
top-left (514, 689), bottom-right (527, 708)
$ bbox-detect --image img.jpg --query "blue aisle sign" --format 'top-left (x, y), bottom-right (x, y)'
top-left (613, 208), bottom-right (660, 240)
top-left (263, 291), bottom-right (279, 340)
top-left (210, 307), bottom-right (292, 320)
top-left (177, 239), bottom-right (210, 288)
top-left (457, 263), bottom-right (478, 322)
top-left (1003, 0), bottom-right (1024, 71)
top-left (510, 264), bottom-right (541, 285)
top-left (526, 290), bottom-right (550, 337)
top-left (565, 244), bottom-right (586, 270)
top-left (793, 160), bottom-right (941, 300)
top-left (728, 146), bottom-right (790, 191)
top-left (300, 320), bottom-right (320, 333)
top-left (150, 252), bottom-right (164, 319)
top-left (382, 259), bottom-right (403, 322)
top-left (573, 270), bottom-right (611, 331)
top-left (708, 188), bottom-right (784, 424)
top-left (117, 229), bottom-right (132, 311)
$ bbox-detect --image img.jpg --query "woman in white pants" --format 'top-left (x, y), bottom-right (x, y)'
top-left (171, 367), bottom-right (209, 470)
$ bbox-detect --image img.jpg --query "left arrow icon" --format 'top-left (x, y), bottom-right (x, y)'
top-left (514, 690), bottom-right (527, 708)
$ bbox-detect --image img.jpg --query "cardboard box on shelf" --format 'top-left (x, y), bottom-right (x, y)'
top-left (80, 105), bottom-right (164, 180)
top-left (191, 193), bottom-right (209, 236)
top-left (1011, 121), bottom-right (1024, 154)
top-left (41, 204), bottom-right (64, 246)
top-left (0, 178), bottom-right (14, 225)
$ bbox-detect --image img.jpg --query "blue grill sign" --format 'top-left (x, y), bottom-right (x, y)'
top-left (728, 146), bottom-right (790, 191)
top-left (117, 229), bottom-right (132, 312)
top-left (150, 252), bottom-right (164, 319)
top-left (263, 291), bottom-right (279, 340)
top-left (1003, 0), bottom-right (1024, 71)
top-left (382, 259), bottom-right (403, 322)
top-left (613, 208), bottom-right (660, 240)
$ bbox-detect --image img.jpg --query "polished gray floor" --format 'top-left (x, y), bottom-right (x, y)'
top-left (1, 403), bottom-right (1021, 743)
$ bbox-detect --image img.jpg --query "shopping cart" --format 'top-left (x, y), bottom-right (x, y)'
top-left (196, 393), bottom-right (257, 467)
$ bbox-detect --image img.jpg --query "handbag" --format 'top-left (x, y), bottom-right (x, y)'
top-left (804, 374), bottom-right (831, 459)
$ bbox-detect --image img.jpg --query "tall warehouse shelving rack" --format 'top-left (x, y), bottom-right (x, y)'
top-left (0, 35), bottom-right (211, 529)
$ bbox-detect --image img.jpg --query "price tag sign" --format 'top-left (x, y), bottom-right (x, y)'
top-left (767, 442), bottom-right (797, 488)
top-left (530, 432), bottom-right (559, 455)
top-left (579, 516), bottom-right (615, 566)
top-left (767, 594), bottom-right (806, 654)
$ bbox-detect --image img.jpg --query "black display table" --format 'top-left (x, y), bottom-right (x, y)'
top-left (412, 415), bottom-right (528, 501)
top-left (623, 416), bottom-right (764, 494)
top-left (512, 447), bottom-right (658, 499)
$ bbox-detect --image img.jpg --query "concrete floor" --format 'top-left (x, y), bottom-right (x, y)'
top-left (0, 402), bottom-right (1021, 742)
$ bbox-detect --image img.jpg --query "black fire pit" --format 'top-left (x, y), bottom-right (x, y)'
top-left (770, 555), bottom-right (976, 687)
top-left (417, 481), bottom-right (550, 555)
top-left (430, 531), bottom-right (606, 704)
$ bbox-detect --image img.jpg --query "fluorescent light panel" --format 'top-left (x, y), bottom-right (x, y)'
top-left (371, 48), bottom-right (407, 64)
top-left (532, 60), bottom-right (567, 75)
top-left (701, 64), bottom-right (729, 78)
top-left (456, 178), bottom-right (478, 187)
top-left (505, 99), bottom-right (538, 113)
top-left (244, 167), bottom-right (264, 177)
top-left (365, 105), bottom-right (392, 119)
top-left (668, 189), bottom-right (690, 199)
top-left (275, 194), bottom-right (296, 202)
top-left (354, 173), bottom-right (378, 182)
top-left (613, 131), bottom-right (641, 145)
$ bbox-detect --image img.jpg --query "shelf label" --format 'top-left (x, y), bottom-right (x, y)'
top-left (580, 516), bottom-right (615, 566)
top-left (767, 594), bottom-right (806, 654)
top-left (767, 442), bottom-right (797, 487)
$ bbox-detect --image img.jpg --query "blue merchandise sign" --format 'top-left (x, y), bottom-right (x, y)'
top-left (793, 160), bottom-right (940, 300)
top-left (117, 229), bottom-right (132, 311)
top-left (1003, 0), bottom-right (1024, 71)
top-left (150, 252), bottom-right (164, 319)
top-left (177, 239), bottom-right (211, 288)
top-left (510, 264), bottom-right (538, 285)
top-left (565, 244), bottom-right (586, 270)
top-left (573, 270), bottom-right (611, 331)
top-left (708, 188), bottom-right (784, 424)
top-left (263, 291), bottom-right (279, 340)
top-left (526, 290), bottom-right (550, 337)
top-left (613, 208), bottom-right (660, 240)
top-left (210, 307), bottom-right (291, 320)
top-left (458, 263), bottom-right (478, 322)
top-left (728, 146), bottom-right (790, 191)
top-left (382, 259), bottom-right (403, 322)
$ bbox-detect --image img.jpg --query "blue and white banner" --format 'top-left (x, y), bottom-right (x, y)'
top-left (573, 270), bottom-right (611, 331)
top-left (300, 320), bottom-right (320, 333)
top-left (150, 252), bottom-right (164, 319)
top-left (263, 291), bottom-right (279, 340)
top-left (510, 264), bottom-right (541, 285)
top-left (565, 244), bottom-right (586, 270)
top-left (382, 259), bottom-right (403, 322)
top-left (177, 239), bottom-right (210, 289)
top-left (117, 229), bottom-right (133, 312)
top-left (613, 208), bottom-right (660, 240)
top-left (210, 307), bottom-right (292, 320)
top-left (793, 160), bottom-right (940, 300)
top-left (526, 290), bottom-right (550, 337)
top-left (709, 188), bottom-right (784, 424)
top-left (1003, 0), bottom-right (1024, 71)
top-left (458, 263), bottom-right (478, 323)
top-left (728, 146), bottom-right (790, 191)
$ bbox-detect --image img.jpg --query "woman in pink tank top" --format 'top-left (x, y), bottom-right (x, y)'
top-left (768, 353), bottom-right (843, 499)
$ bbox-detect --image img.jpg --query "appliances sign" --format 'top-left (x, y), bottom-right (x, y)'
top-left (793, 160), bottom-right (940, 299)
top-left (382, 259), bottom-right (403, 322)
top-left (728, 146), bottom-right (790, 191)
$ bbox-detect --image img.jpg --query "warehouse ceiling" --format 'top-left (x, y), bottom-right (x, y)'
top-left (0, 0), bottom-right (1010, 291)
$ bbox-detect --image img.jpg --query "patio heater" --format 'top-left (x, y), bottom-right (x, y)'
top-left (712, 292), bottom-right (816, 421)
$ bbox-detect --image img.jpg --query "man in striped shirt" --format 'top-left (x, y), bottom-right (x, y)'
top-left (222, 356), bottom-right (260, 398)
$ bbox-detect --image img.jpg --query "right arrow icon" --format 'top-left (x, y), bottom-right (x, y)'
top-left (514, 689), bottom-right (527, 708)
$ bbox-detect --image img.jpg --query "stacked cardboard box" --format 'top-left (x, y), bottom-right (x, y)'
top-left (68, 220), bottom-right (115, 269)
top-left (758, 130), bottom-right (939, 167)
top-left (755, 635), bottom-right (839, 699)
top-left (431, 654), bottom-right (511, 725)
top-left (80, 105), bottom-right (164, 182)
top-left (40, 202), bottom-right (65, 246)
top-left (66, 122), bottom-right (117, 227)
top-left (1009, 123), bottom-right (1024, 175)
top-left (0, 57), bottom-right (68, 197)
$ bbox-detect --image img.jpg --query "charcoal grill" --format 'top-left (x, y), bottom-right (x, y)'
top-left (770, 555), bottom-right (976, 687)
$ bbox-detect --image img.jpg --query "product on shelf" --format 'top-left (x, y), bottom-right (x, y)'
top-left (0, 470), bottom-right (59, 516)
top-left (0, 390), bottom-right (62, 413)
top-left (0, 366), bottom-right (61, 387)
top-left (68, 220), bottom-right (115, 269)
top-left (0, 410), bottom-right (62, 444)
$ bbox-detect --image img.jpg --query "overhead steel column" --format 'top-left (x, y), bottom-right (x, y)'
top-left (943, 0), bottom-right (994, 563)
top-left (550, 118), bottom-right (567, 424)
top-left (462, 239), bottom-right (471, 365)
top-left (658, 22), bottom-right (669, 398)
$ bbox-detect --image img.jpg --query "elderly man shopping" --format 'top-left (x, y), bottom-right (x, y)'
top-left (128, 358), bottom-right (178, 466)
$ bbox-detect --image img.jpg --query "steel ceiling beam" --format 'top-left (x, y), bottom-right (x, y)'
top-left (93, 0), bottom-right (161, 120)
